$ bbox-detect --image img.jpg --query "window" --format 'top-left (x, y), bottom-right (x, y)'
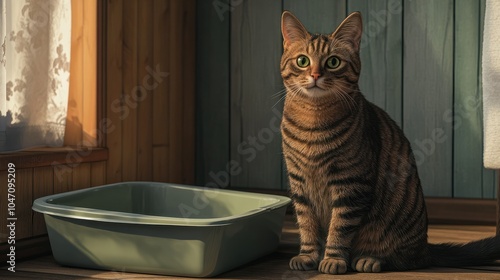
top-left (0, 0), bottom-right (99, 153)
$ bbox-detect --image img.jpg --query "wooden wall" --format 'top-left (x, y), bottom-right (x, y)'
top-left (196, 0), bottom-right (498, 198)
top-left (106, 0), bottom-right (196, 184)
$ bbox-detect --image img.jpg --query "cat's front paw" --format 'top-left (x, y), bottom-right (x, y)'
top-left (289, 255), bottom-right (318, 271)
top-left (318, 258), bottom-right (348, 274)
top-left (352, 257), bottom-right (382, 273)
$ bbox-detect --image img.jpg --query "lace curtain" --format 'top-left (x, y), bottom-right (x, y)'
top-left (0, 0), bottom-right (71, 152)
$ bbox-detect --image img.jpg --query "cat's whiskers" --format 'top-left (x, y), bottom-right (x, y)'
top-left (272, 84), bottom-right (301, 108)
top-left (270, 87), bottom-right (288, 99)
top-left (321, 80), bottom-right (358, 113)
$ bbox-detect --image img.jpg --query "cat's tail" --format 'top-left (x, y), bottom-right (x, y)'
top-left (429, 235), bottom-right (500, 267)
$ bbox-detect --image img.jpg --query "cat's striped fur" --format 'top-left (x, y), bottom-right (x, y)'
top-left (280, 11), bottom-right (500, 274)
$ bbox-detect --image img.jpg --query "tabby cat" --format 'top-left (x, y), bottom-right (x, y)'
top-left (280, 10), bottom-right (500, 274)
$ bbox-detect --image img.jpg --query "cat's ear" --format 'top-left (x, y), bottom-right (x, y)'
top-left (331, 12), bottom-right (363, 51)
top-left (281, 11), bottom-right (309, 47)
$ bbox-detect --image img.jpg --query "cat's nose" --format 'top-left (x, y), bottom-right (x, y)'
top-left (311, 72), bottom-right (321, 81)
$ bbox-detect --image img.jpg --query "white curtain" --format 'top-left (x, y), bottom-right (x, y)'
top-left (483, 0), bottom-right (500, 169)
top-left (0, 0), bottom-right (71, 152)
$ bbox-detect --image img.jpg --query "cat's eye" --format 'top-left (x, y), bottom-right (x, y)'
top-left (326, 56), bottom-right (341, 69)
top-left (296, 55), bottom-right (310, 68)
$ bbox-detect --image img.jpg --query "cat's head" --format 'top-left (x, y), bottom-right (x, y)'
top-left (280, 11), bottom-right (363, 101)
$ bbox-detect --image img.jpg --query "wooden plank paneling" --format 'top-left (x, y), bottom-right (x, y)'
top-left (53, 164), bottom-right (73, 194)
top-left (16, 168), bottom-right (33, 240)
top-left (153, 146), bottom-right (168, 182)
top-left (136, 0), bottom-right (154, 181)
top-left (106, 0), bottom-right (124, 183)
top-left (72, 163), bottom-right (91, 190)
top-left (151, 0), bottom-right (170, 183)
top-left (91, 161), bottom-right (107, 186)
top-left (195, 0), bottom-right (230, 185)
top-left (168, 0), bottom-right (183, 182)
top-left (182, 0), bottom-right (196, 184)
top-left (0, 148), bottom-right (108, 171)
top-left (166, 0), bottom-right (195, 183)
top-left (152, 0), bottom-right (170, 147)
top-left (230, 0), bottom-right (283, 189)
top-left (403, 0), bottom-right (454, 197)
top-left (348, 0), bottom-right (403, 125)
top-left (284, 0), bottom-right (346, 34)
top-left (32, 167), bottom-right (54, 236)
top-left (121, 0), bottom-right (139, 181)
top-left (103, 0), bottom-right (195, 185)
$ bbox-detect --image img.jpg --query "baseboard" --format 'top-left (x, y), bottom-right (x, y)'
top-left (229, 187), bottom-right (497, 226)
top-left (0, 235), bottom-right (51, 263)
top-left (426, 197), bottom-right (496, 225)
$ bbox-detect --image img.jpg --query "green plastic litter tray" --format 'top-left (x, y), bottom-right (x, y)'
top-left (32, 182), bottom-right (291, 277)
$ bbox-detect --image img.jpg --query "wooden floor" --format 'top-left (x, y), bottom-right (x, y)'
top-left (2, 215), bottom-right (500, 279)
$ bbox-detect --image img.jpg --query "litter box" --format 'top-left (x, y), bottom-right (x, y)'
top-left (32, 182), bottom-right (291, 277)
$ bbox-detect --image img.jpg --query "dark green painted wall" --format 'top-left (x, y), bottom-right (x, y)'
top-left (196, 0), bottom-right (497, 198)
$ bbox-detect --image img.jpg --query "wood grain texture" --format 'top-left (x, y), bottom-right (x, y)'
top-left (32, 167), bottom-right (54, 236)
top-left (152, 0), bottom-right (170, 147)
top-left (136, 0), bottom-right (154, 181)
top-left (403, 0), bottom-right (454, 197)
top-left (90, 161), bottom-right (107, 186)
top-left (168, 0), bottom-right (183, 182)
top-left (153, 146), bottom-right (169, 182)
top-left (284, 0), bottom-right (347, 34)
top-left (348, 0), bottom-right (403, 125)
top-left (163, 0), bottom-right (196, 183)
top-left (195, 0), bottom-right (231, 186)
top-left (72, 163), bottom-right (91, 190)
top-left (150, 0), bottom-right (170, 183)
top-left (16, 168), bottom-right (33, 240)
top-left (103, 0), bottom-right (195, 184)
top-left (121, 0), bottom-right (139, 181)
top-left (104, 0), bottom-right (196, 183)
top-left (181, 0), bottom-right (196, 184)
top-left (230, 0), bottom-right (283, 189)
top-left (53, 163), bottom-right (73, 195)
top-left (105, 0), bottom-right (124, 183)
